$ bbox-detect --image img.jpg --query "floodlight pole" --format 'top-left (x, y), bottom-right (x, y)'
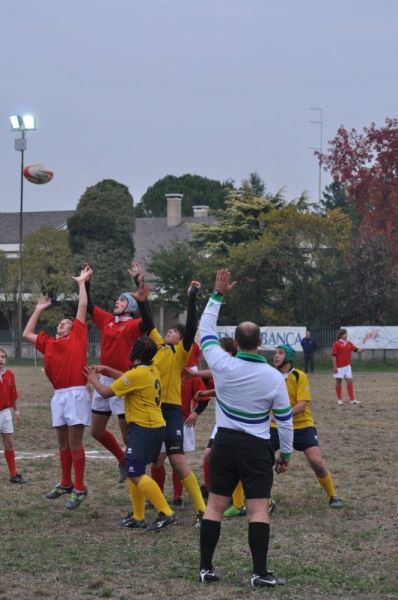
top-left (309, 107), bottom-right (324, 212)
top-left (14, 130), bottom-right (27, 360)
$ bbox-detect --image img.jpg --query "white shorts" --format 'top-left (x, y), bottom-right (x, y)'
top-left (0, 408), bottom-right (14, 434)
top-left (159, 424), bottom-right (196, 453)
top-left (91, 375), bottom-right (125, 416)
top-left (51, 386), bottom-right (91, 427)
top-left (334, 366), bottom-right (353, 379)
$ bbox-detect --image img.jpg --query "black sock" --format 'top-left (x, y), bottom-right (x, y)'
top-left (200, 519), bottom-right (221, 570)
top-left (248, 522), bottom-right (270, 576)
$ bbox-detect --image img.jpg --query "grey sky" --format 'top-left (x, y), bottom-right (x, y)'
top-left (1, 0), bottom-right (397, 213)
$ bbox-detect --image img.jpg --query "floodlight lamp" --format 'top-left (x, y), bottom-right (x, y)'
top-left (22, 114), bottom-right (36, 130)
top-left (10, 115), bottom-right (23, 130)
top-left (9, 114), bottom-right (37, 131)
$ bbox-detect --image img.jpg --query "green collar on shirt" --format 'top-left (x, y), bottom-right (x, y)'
top-left (235, 352), bottom-right (267, 363)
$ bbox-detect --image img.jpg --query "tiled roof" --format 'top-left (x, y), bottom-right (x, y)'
top-left (0, 211), bottom-right (74, 243)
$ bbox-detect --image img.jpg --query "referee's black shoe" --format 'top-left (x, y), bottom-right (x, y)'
top-left (199, 568), bottom-right (219, 583)
top-left (251, 571), bottom-right (286, 587)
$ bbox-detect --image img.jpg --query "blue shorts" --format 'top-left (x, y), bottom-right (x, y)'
top-left (161, 403), bottom-right (184, 455)
top-left (125, 423), bottom-right (165, 477)
top-left (270, 426), bottom-right (319, 452)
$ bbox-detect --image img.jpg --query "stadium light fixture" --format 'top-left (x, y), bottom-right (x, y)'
top-left (9, 113), bottom-right (37, 359)
top-left (9, 114), bottom-right (37, 131)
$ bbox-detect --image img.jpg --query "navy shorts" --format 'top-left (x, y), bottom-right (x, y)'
top-left (161, 403), bottom-right (184, 455)
top-left (210, 428), bottom-right (275, 499)
top-left (125, 423), bottom-right (165, 477)
top-left (271, 425), bottom-right (319, 452)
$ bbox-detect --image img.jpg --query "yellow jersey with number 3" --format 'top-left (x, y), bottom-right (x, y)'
top-left (110, 364), bottom-right (165, 428)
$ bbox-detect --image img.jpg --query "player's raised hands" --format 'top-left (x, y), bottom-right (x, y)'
top-left (133, 279), bottom-right (151, 303)
top-left (35, 295), bottom-right (52, 311)
top-left (128, 261), bottom-right (144, 283)
top-left (73, 265), bottom-right (93, 283)
top-left (188, 280), bottom-right (201, 296)
top-left (214, 269), bottom-right (236, 296)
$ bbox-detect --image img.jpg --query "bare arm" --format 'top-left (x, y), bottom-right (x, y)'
top-left (73, 266), bottom-right (93, 324)
top-left (22, 296), bottom-right (52, 345)
top-left (92, 364), bottom-right (124, 379)
top-left (84, 367), bottom-right (114, 398)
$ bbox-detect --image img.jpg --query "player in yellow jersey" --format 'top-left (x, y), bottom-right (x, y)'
top-left (150, 281), bottom-right (207, 526)
top-left (271, 344), bottom-right (343, 509)
top-left (85, 336), bottom-right (177, 531)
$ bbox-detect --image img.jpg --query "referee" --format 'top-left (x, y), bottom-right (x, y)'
top-left (198, 270), bottom-right (293, 589)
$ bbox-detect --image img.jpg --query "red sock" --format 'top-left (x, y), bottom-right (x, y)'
top-left (71, 448), bottom-right (85, 492)
top-left (347, 382), bottom-right (355, 401)
top-left (203, 455), bottom-right (210, 489)
top-left (98, 430), bottom-right (124, 464)
top-left (151, 464), bottom-right (166, 492)
top-left (59, 448), bottom-right (73, 487)
top-left (4, 449), bottom-right (17, 477)
top-left (172, 469), bottom-right (183, 500)
top-left (335, 382), bottom-right (342, 400)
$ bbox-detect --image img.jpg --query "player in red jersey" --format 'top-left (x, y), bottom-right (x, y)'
top-left (85, 262), bottom-right (152, 483)
top-left (0, 347), bottom-right (26, 484)
top-left (23, 265), bottom-right (93, 509)
top-left (332, 329), bottom-right (364, 405)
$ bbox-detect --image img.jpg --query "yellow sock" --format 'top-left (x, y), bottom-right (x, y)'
top-left (318, 472), bottom-right (337, 498)
top-left (181, 471), bottom-right (206, 513)
top-left (232, 481), bottom-right (245, 509)
top-left (137, 475), bottom-right (173, 516)
top-left (127, 479), bottom-right (145, 521)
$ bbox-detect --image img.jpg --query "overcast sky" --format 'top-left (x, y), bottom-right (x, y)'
top-left (1, 0), bottom-right (397, 213)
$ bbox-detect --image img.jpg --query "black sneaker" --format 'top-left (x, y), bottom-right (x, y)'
top-left (329, 496), bottom-right (344, 509)
top-left (145, 512), bottom-right (177, 532)
top-left (172, 498), bottom-right (184, 509)
top-left (251, 571), bottom-right (286, 588)
top-left (199, 568), bottom-right (219, 583)
top-left (118, 463), bottom-right (127, 484)
top-left (46, 483), bottom-right (73, 499)
top-left (66, 488), bottom-right (88, 510)
top-left (193, 511), bottom-right (204, 529)
top-left (118, 513), bottom-right (147, 529)
top-left (9, 473), bottom-right (26, 484)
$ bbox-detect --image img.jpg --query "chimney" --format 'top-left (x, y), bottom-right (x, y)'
top-left (193, 205), bottom-right (209, 217)
top-left (165, 193), bottom-right (183, 227)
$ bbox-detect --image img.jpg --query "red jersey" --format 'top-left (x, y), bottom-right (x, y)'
top-left (181, 376), bottom-right (210, 419)
top-left (332, 339), bottom-right (357, 368)
top-left (35, 319), bottom-right (88, 390)
top-left (0, 369), bottom-right (18, 410)
top-left (185, 341), bottom-right (201, 369)
top-left (92, 306), bottom-right (142, 372)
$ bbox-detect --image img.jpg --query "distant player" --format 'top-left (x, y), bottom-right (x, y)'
top-left (85, 262), bottom-right (152, 482)
top-left (23, 266), bottom-right (92, 510)
top-left (0, 347), bottom-right (26, 484)
top-left (85, 336), bottom-right (176, 532)
top-left (332, 329), bottom-right (364, 405)
top-left (272, 344), bottom-right (343, 509)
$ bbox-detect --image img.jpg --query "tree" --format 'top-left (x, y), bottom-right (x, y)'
top-left (240, 172), bottom-right (266, 196)
top-left (136, 174), bottom-right (233, 217)
top-left (0, 251), bottom-right (18, 342)
top-left (67, 180), bottom-right (135, 310)
top-left (321, 119), bottom-right (398, 259)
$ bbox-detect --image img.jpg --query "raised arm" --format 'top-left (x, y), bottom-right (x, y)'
top-left (183, 281), bottom-right (201, 352)
top-left (22, 296), bottom-right (52, 345)
top-left (73, 265), bottom-right (93, 324)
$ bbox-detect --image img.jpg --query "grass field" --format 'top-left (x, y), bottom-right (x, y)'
top-left (1, 367), bottom-right (398, 600)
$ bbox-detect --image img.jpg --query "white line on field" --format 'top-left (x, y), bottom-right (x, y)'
top-left (0, 450), bottom-right (115, 461)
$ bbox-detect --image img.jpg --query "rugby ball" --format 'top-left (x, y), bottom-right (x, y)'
top-left (23, 163), bottom-right (53, 184)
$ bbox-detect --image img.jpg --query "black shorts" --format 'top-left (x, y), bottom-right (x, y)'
top-left (161, 403), bottom-right (184, 455)
top-left (210, 428), bottom-right (275, 499)
top-left (207, 438), bottom-right (214, 450)
top-left (125, 423), bottom-right (165, 477)
top-left (270, 426), bottom-right (319, 452)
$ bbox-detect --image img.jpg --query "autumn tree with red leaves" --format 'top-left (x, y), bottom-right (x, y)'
top-left (321, 119), bottom-right (398, 259)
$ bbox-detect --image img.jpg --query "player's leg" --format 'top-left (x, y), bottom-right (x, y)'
top-left (303, 434), bottom-right (343, 508)
top-left (64, 387), bottom-right (91, 509)
top-left (152, 451), bottom-right (167, 491)
top-left (91, 407), bottom-right (125, 470)
top-left (1, 409), bottom-right (25, 483)
top-left (335, 376), bottom-right (343, 404)
top-left (345, 377), bottom-right (359, 404)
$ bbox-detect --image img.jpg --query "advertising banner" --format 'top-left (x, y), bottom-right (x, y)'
top-left (216, 326), bottom-right (306, 351)
top-left (344, 326), bottom-right (398, 350)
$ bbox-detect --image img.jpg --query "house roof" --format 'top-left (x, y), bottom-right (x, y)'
top-left (0, 211), bottom-right (74, 243)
